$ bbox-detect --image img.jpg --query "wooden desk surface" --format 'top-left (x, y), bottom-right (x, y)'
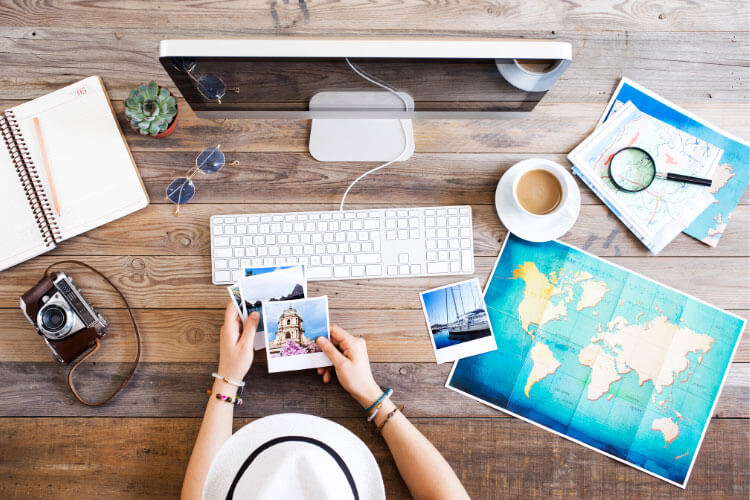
top-left (1, 2), bottom-right (748, 498)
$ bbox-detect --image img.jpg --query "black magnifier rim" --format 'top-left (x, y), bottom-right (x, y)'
top-left (608, 146), bottom-right (657, 193)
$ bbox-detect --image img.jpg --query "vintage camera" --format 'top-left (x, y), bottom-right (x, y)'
top-left (20, 272), bottom-right (108, 364)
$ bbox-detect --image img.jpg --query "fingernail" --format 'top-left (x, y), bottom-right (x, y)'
top-left (250, 311), bottom-right (259, 319)
top-left (317, 336), bottom-right (327, 344)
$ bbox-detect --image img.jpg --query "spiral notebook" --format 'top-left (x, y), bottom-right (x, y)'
top-left (0, 76), bottom-right (148, 272)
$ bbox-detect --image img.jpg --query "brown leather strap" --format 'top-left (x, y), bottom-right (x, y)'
top-left (44, 260), bottom-right (141, 407)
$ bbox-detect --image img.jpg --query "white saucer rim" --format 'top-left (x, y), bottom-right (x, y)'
top-left (495, 160), bottom-right (581, 243)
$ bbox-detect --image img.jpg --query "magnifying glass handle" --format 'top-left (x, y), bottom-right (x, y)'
top-left (665, 173), bottom-right (713, 187)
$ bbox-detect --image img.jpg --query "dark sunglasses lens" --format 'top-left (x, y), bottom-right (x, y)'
top-left (196, 148), bottom-right (225, 173)
top-left (197, 75), bottom-right (226, 100)
top-left (166, 178), bottom-right (195, 205)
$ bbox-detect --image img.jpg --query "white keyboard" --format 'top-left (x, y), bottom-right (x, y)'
top-left (210, 206), bottom-right (474, 284)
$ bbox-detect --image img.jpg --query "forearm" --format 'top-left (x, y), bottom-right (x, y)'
top-left (181, 380), bottom-right (238, 500)
top-left (375, 399), bottom-right (469, 500)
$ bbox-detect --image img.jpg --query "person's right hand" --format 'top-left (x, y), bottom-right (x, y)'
top-left (316, 325), bottom-right (383, 408)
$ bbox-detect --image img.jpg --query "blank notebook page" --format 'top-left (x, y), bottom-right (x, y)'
top-left (0, 138), bottom-right (50, 270)
top-left (10, 76), bottom-right (147, 241)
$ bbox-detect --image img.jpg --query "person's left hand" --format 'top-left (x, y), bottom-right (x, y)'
top-left (217, 302), bottom-right (259, 381)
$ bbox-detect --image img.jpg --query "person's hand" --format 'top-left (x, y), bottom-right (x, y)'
top-left (316, 325), bottom-right (383, 408)
top-left (217, 302), bottom-right (259, 382)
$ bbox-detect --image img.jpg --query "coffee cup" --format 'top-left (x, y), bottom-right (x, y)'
top-left (511, 161), bottom-right (576, 220)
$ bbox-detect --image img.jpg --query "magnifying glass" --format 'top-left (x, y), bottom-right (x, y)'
top-left (608, 147), bottom-right (713, 193)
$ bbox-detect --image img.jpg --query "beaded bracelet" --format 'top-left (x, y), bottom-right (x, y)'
top-left (376, 405), bottom-right (404, 433)
top-left (365, 388), bottom-right (392, 413)
top-left (206, 389), bottom-right (243, 406)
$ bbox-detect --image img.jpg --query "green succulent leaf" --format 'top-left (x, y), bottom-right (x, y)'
top-left (126, 82), bottom-right (176, 136)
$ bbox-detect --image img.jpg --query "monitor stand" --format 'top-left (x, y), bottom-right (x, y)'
top-left (309, 91), bottom-right (415, 162)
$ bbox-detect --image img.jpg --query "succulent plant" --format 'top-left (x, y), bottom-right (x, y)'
top-left (125, 82), bottom-right (177, 136)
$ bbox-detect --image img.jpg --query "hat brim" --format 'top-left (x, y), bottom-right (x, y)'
top-left (203, 413), bottom-right (385, 500)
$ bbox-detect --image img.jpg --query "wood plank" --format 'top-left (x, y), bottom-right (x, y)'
top-left (1, 308), bottom-right (747, 363)
top-left (0, 361), bottom-right (746, 418)
top-left (1, 29), bottom-right (749, 103)
top-left (0, 417), bottom-right (746, 499)
top-left (44, 202), bottom-right (750, 258)
top-left (1, 256), bottom-right (747, 309)
top-left (0, 0), bottom-right (748, 32)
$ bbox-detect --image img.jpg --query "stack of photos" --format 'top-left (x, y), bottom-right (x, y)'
top-left (419, 278), bottom-right (498, 364)
top-left (227, 266), bottom-right (307, 350)
top-left (263, 296), bottom-right (332, 373)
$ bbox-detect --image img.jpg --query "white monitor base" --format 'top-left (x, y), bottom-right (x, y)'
top-left (309, 91), bottom-right (415, 162)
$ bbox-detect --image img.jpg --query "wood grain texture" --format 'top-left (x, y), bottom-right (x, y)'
top-left (0, 361), bottom-right (746, 419)
top-left (1, 2), bottom-right (749, 34)
top-left (1, 255), bottom-right (748, 310)
top-left (0, 29), bottom-right (748, 103)
top-left (1, 0), bottom-right (748, 497)
top-left (1, 308), bottom-right (748, 363)
top-left (0, 417), bottom-right (746, 499)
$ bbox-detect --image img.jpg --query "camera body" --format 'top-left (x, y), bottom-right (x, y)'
top-left (20, 272), bottom-right (108, 363)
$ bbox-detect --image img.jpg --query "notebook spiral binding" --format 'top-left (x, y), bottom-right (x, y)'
top-left (0, 110), bottom-right (62, 246)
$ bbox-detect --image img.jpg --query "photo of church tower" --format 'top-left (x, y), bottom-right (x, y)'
top-left (268, 305), bottom-right (312, 354)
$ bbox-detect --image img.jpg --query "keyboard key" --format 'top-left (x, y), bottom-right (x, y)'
top-left (410, 264), bottom-right (421, 274)
top-left (462, 250), bottom-right (473, 271)
top-left (366, 265), bottom-right (382, 276)
top-left (427, 262), bottom-right (450, 274)
top-left (215, 259), bottom-right (228, 269)
top-left (215, 248), bottom-right (232, 258)
top-left (214, 270), bottom-right (230, 282)
top-left (387, 265), bottom-right (398, 275)
top-left (451, 261), bottom-right (460, 273)
top-left (364, 219), bottom-right (379, 229)
top-left (334, 266), bottom-right (350, 278)
top-left (399, 265), bottom-right (409, 274)
top-left (460, 238), bottom-right (471, 248)
top-left (214, 236), bottom-right (229, 247)
top-left (357, 253), bottom-right (380, 264)
top-left (345, 254), bottom-right (355, 264)
top-left (213, 225), bottom-right (223, 235)
top-left (352, 265), bottom-right (364, 277)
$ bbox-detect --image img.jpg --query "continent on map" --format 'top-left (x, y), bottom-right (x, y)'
top-left (512, 262), bottom-right (555, 335)
top-left (709, 163), bottom-right (735, 194)
top-left (524, 342), bottom-right (561, 397)
top-left (576, 280), bottom-right (609, 311)
top-left (651, 417), bottom-right (680, 446)
top-left (578, 343), bottom-right (629, 400)
top-left (583, 315), bottom-right (714, 394)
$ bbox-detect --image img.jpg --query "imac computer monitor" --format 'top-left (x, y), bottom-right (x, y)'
top-left (159, 38), bottom-right (572, 161)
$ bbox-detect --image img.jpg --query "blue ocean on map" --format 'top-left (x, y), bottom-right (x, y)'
top-left (603, 80), bottom-right (749, 247)
top-left (448, 235), bottom-right (745, 486)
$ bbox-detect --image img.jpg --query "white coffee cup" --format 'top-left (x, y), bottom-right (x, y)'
top-left (511, 159), bottom-right (576, 220)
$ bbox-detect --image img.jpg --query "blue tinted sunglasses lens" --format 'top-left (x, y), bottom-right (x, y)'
top-left (197, 75), bottom-right (226, 100)
top-left (166, 178), bottom-right (195, 205)
top-left (196, 147), bottom-right (225, 173)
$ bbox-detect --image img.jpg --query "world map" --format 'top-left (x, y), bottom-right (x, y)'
top-left (447, 235), bottom-right (745, 487)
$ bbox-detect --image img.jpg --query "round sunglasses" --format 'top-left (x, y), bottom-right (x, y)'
top-left (171, 57), bottom-right (237, 103)
top-left (166, 145), bottom-right (239, 214)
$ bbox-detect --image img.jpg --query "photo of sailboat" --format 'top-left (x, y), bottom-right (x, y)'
top-left (422, 279), bottom-right (493, 350)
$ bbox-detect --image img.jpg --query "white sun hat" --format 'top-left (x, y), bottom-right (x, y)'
top-left (202, 413), bottom-right (386, 500)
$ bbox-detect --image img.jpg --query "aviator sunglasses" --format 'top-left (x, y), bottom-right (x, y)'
top-left (166, 145), bottom-right (239, 214)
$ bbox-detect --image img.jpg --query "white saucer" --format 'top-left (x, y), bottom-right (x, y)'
top-left (495, 159), bottom-right (581, 242)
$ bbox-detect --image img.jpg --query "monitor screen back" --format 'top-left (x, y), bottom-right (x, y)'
top-left (160, 56), bottom-right (557, 118)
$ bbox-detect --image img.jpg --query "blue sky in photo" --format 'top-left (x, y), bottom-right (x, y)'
top-left (265, 297), bottom-right (329, 342)
top-left (422, 280), bottom-right (485, 327)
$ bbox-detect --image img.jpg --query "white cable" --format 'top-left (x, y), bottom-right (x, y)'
top-left (339, 58), bottom-right (412, 211)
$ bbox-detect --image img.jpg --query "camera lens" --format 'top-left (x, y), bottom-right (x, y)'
top-left (41, 305), bottom-right (67, 333)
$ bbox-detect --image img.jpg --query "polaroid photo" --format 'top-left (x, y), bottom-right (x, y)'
top-left (238, 265), bottom-right (307, 350)
top-left (419, 278), bottom-right (497, 364)
top-left (245, 265), bottom-right (306, 284)
top-left (227, 283), bottom-right (244, 319)
top-left (263, 296), bottom-right (332, 373)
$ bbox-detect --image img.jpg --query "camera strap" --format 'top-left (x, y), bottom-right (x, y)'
top-left (44, 260), bottom-right (141, 407)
